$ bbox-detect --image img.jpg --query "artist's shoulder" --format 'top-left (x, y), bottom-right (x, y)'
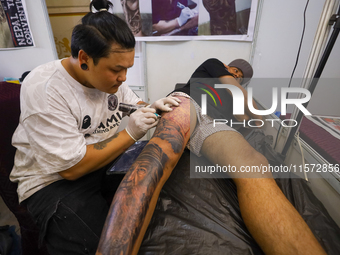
top-left (21, 60), bottom-right (59, 85)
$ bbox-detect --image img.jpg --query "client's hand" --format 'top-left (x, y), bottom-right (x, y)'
top-left (125, 107), bottom-right (159, 141)
top-left (150, 96), bottom-right (181, 112)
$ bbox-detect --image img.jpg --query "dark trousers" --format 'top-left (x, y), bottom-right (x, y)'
top-left (24, 167), bottom-right (125, 255)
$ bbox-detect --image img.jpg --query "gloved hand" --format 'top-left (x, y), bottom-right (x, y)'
top-left (176, 7), bottom-right (195, 27)
top-left (125, 107), bottom-right (159, 141)
top-left (150, 96), bottom-right (181, 112)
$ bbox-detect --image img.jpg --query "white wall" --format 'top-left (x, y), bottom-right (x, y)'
top-left (146, 40), bottom-right (252, 103)
top-left (250, 0), bottom-right (340, 115)
top-left (0, 0), bottom-right (57, 80)
top-left (251, 0), bottom-right (326, 78)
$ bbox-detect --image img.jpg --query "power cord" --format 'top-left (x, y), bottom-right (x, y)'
top-left (296, 131), bottom-right (309, 181)
top-left (273, 125), bottom-right (282, 150)
top-left (288, 0), bottom-right (310, 88)
top-left (274, 0), bottom-right (310, 151)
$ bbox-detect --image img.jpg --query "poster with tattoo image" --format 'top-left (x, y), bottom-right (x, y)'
top-left (109, 0), bottom-right (257, 41)
top-left (0, 0), bottom-right (34, 49)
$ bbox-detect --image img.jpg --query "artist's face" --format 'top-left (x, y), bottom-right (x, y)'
top-left (85, 44), bottom-right (135, 94)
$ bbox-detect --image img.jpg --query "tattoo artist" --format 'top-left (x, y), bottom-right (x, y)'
top-left (10, 0), bottom-right (180, 254)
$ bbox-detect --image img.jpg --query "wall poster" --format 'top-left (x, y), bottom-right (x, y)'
top-left (0, 0), bottom-right (34, 49)
top-left (110, 0), bottom-right (257, 41)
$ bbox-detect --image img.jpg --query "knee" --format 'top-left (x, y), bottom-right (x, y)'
top-left (247, 148), bottom-right (268, 165)
top-left (241, 147), bottom-right (273, 178)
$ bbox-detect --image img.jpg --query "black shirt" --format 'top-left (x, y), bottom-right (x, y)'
top-left (173, 58), bottom-right (235, 120)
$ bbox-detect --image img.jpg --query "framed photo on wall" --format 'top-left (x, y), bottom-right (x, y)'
top-left (110, 0), bottom-right (258, 41)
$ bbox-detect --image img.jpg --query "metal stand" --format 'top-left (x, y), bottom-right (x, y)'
top-left (281, 6), bottom-right (340, 158)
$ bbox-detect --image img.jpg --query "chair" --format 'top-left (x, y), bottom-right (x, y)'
top-left (0, 81), bottom-right (49, 254)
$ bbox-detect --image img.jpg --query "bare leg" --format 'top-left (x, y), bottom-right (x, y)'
top-left (201, 130), bottom-right (326, 255)
top-left (96, 97), bottom-right (191, 255)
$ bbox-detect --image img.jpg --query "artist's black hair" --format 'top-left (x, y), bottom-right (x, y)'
top-left (71, 0), bottom-right (135, 65)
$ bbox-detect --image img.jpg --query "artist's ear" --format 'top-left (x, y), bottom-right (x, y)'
top-left (78, 50), bottom-right (90, 67)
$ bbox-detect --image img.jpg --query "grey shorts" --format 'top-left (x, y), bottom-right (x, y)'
top-left (169, 92), bottom-right (239, 157)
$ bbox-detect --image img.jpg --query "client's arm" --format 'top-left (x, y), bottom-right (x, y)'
top-left (152, 19), bottom-right (180, 35)
top-left (96, 97), bottom-right (191, 255)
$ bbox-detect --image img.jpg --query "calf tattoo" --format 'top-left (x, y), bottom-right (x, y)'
top-left (153, 118), bottom-right (185, 154)
top-left (120, 0), bottom-right (142, 35)
top-left (96, 97), bottom-right (191, 255)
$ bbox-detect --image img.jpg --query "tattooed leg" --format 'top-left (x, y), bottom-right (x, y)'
top-left (120, 0), bottom-right (142, 36)
top-left (96, 97), bottom-right (191, 255)
top-left (96, 95), bottom-right (325, 255)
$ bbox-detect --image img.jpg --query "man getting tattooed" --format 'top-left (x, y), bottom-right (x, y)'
top-left (97, 58), bottom-right (327, 255)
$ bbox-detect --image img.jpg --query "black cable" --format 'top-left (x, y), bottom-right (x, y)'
top-left (274, 0), bottom-right (310, 150)
top-left (273, 125), bottom-right (282, 150)
top-left (287, 0), bottom-right (310, 88)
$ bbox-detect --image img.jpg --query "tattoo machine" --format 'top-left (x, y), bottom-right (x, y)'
top-left (119, 103), bottom-right (161, 118)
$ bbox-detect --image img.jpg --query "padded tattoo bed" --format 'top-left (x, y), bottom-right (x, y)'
top-left (107, 130), bottom-right (340, 255)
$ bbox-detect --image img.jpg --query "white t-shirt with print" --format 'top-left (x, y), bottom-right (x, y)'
top-left (10, 59), bottom-right (141, 203)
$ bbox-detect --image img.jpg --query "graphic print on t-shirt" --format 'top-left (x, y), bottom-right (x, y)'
top-left (93, 112), bottom-right (122, 134)
top-left (108, 94), bottom-right (118, 111)
top-left (82, 115), bottom-right (91, 129)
